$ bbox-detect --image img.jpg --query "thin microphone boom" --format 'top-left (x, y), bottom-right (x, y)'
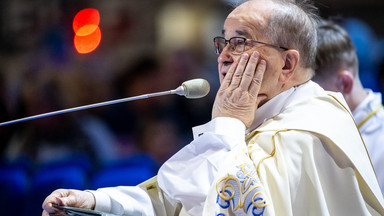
top-left (0, 78), bottom-right (210, 127)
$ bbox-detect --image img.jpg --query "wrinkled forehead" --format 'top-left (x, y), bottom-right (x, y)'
top-left (223, 0), bottom-right (273, 38)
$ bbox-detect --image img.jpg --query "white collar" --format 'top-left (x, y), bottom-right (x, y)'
top-left (247, 80), bottom-right (325, 132)
top-left (352, 90), bottom-right (383, 124)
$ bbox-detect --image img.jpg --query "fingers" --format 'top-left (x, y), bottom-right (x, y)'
top-left (239, 52), bottom-right (262, 91)
top-left (249, 59), bottom-right (266, 97)
top-left (42, 190), bottom-right (68, 216)
top-left (42, 189), bottom-right (67, 213)
top-left (42, 210), bottom-right (50, 216)
top-left (222, 51), bottom-right (264, 92)
top-left (58, 192), bottom-right (84, 207)
top-left (229, 53), bottom-right (249, 89)
top-left (42, 189), bottom-right (96, 216)
top-left (220, 57), bottom-right (239, 89)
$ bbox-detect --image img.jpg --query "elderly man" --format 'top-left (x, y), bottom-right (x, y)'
top-left (312, 20), bottom-right (384, 196)
top-left (43, 0), bottom-right (384, 215)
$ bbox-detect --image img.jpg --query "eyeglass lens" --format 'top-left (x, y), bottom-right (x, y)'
top-left (214, 37), bottom-right (246, 55)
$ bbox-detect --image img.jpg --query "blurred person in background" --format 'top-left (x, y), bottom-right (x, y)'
top-left (42, 0), bottom-right (384, 215)
top-left (0, 73), bottom-right (15, 156)
top-left (312, 19), bottom-right (384, 195)
top-left (105, 56), bottom-right (179, 157)
top-left (2, 56), bottom-right (120, 168)
top-left (138, 118), bottom-right (183, 166)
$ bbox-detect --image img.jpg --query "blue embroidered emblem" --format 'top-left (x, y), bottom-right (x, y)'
top-left (216, 163), bottom-right (267, 215)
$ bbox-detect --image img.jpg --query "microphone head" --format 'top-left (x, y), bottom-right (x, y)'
top-left (180, 78), bottom-right (210, 99)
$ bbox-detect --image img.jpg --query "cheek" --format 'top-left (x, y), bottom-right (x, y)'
top-left (259, 66), bottom-right (279, 93)
top-left (262, 53), bottom-right (282, 82)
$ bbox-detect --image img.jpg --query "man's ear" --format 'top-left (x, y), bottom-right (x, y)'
top-left (280, 50), bottom-right (300, 82)
top-left (336, 70), bottom-right (354, 94)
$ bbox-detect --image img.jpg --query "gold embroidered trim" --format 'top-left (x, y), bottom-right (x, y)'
top-left (357, 104), bottom-right (383, 129)
top-left (247, 94), bottom-right (371, 176)
top-left (216, 174), bottom-right (238, 201)
top-left (327, 94), bottom-right (377, 178)
top-left (216, 174), bottom-right (268, 212)
top-left (248, 129), bottom-right (290, 177)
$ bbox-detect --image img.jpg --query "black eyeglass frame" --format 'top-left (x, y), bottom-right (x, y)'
top-left (213, 36), bottom-right (289, 55)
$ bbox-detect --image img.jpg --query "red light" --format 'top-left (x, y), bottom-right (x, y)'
top-left (73, 8), bottom-right (101, 54)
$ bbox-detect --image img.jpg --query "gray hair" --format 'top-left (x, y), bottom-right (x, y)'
top-left (265, 0), bottom-right (319, 69)
top-left (231, 0), bottom-right (319, 70)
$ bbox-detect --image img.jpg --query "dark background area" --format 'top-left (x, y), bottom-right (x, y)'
top-left (317, 0), bottom-right (384, 34)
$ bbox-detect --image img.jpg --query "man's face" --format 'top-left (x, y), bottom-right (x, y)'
top-left (217, 1), bottom-right (286, 102)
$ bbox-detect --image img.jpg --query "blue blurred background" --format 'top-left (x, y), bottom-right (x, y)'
top-left (0, 0), bottom-right (383, 215)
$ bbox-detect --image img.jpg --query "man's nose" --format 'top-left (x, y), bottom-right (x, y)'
top-left (217, 45), bottom-right (233, 64)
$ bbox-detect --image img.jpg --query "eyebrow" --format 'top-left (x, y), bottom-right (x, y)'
top-left (222, 29), bottom-right (252, 38)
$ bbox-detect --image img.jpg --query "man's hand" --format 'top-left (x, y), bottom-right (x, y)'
top-left (42, 189), bottom-right (95, 216)
top-left (212, 51), bottom-right (266, 128)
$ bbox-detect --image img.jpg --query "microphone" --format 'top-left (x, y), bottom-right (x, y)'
top-left (174, 78), bottom-right (210, 99)
top-left (0, 78), bottom-right (210, 127)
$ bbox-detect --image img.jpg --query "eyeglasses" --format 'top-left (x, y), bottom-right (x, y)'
top-left (213, 36), bottom-right (288, 55)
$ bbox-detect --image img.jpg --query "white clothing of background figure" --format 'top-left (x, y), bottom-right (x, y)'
top-left (353, 90), bottom-right (384, 195)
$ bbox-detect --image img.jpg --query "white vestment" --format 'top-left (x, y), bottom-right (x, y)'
top-left (90, 81), bottom-right (384, 216)
top-left (352, 90), bottom-right (384, 195)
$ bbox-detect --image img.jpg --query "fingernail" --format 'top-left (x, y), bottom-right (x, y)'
top-left (242, 53), bottom-right (248, 59)
top-left (252, 51), bottom-right (259, 58)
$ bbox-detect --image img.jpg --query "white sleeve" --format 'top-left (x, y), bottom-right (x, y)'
top-left (89, 186), bottom-right (155, 216)
top-left (157, 117), bottom-right (246, 216)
